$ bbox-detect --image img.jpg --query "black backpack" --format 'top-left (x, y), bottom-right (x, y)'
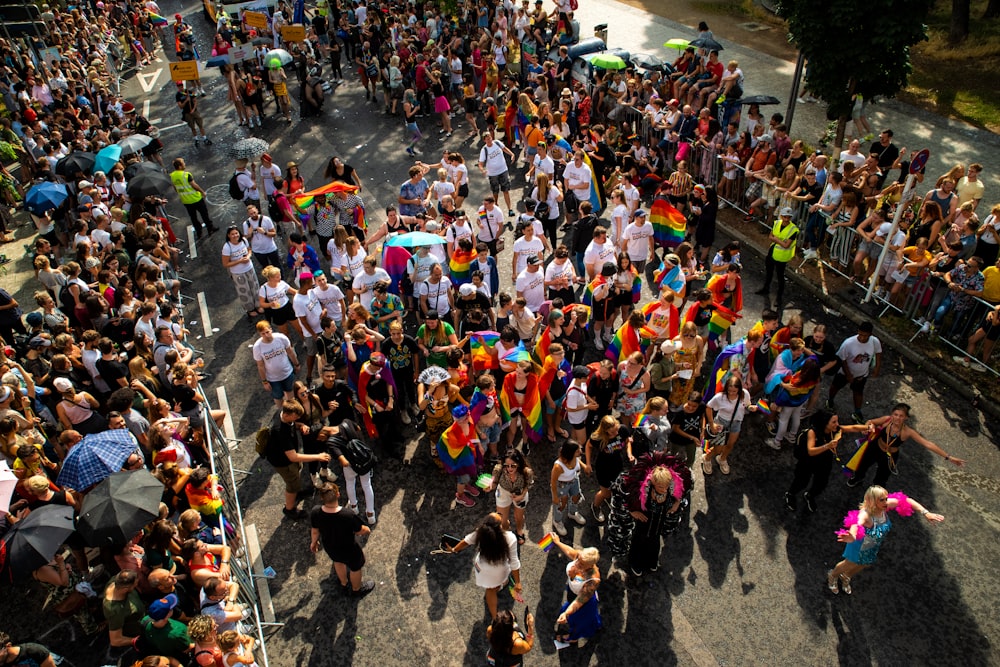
top-left (341, 438), bottom-right (376, 475)
top-left (58, 282), bottom-right (76, 315)
top-left (228, 172), bottom-right (244, 200)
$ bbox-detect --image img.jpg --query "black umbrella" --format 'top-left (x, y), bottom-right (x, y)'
top-left (737, 95), bottom-right (781, 106)
top-left (0, 505), bottom-right (76, 582)
top-left (631, 53), bottom-right (665, 71)
top-left (126, 170), bottom-right (174, 199)
top-left (54, 151), bottom-right (96, 178)
top-left (124, 161), bottom-right (163, 180)
top-left (689, 36), bottom-right (724, 52)
top-left (75, 469), bottom-right (162, 547)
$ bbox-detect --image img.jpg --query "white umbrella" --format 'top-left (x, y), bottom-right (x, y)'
top-left (0, 461), bottom-right (18, 514)
top-left (265, 48), bottom-right (293, 67)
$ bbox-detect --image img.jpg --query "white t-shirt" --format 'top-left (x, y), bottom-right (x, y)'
top-left (544, 258), bottom-right (575, 291)
top-left (512, 236), bottom-right (545, 275)
top-left (480, 141), bottom-right (510, 176)
top-left (293, 291), bottom-right (323, 337)
top-left (252, 333), bottom-right (294, 381)
top-left (583, 240), bottom-right (617, 274)
top-left (622, 221), bottom-right (654, 261)
top-left (532, 154), bottom-right (554, 178)
top-left (837, 334), bottom-right (882, 378)
top-left (222, 240), bottom-right (254, 275)
top-left (477, 206), bottom-right (505, 242)
top-left (419, 278), bottom-right (451, 316)
top-left (707, 389), bottom-right (751, 424)
top-left (515, 268), bottom-right (546, 311)
top-left (260, 164), bottom-right (282, 196)
top-left (352, 268), bottom-right (391, 309)
top-left (453, 162), bottom-right (470, 187)
top-left (346, 249), bottom-right (367, 278)
top-left (611, 204), bottom-right (629, 242)
top-left (644, 302), bottom-right (676, 339)
top-left (622, 184), bottom-right (640, 213)
top-left (563, 162), bottom-right (592, 197)
top-left (432, 180), bottom-right (456, 202)
top-left (327, 241), bottom-right (349, 276)
top-left (565, 382), bottom-right (589, 425)
top-left (838, 150), bottom-right (866, 173)
top-left (408, 253), bottom-right (437, 283)
top-left (310, 284), bottom-right (345, 322)
top-left (446, 221), bottom-right (474, 246)
top-left (875, 222), bottom-right (906, 249)
top-left (259, 280), bottom-right (292, 308)
top-left (243, 216), bottom-right (278, 254)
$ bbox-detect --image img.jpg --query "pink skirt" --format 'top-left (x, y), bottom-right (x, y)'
top-left (435, 96), bottom-right (451, 113)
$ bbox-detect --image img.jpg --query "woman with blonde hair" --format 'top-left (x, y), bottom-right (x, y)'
top-left (548, 534), bottom-right (602, 644)
top-left (667, 321), bottom-right (705, 411)
top-left (585, 415), bottom-right (632, 523)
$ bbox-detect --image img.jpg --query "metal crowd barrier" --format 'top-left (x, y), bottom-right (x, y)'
top-left (199, 393), bottom-right (277, 666)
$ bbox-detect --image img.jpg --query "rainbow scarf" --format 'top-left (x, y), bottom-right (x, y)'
top-left (706, 273), bottom-right (743, 314)
top-left (499, 372), bottom-right (543, 443)
top-left (534, 326), bottom-right (553, 363)
top-left (769, 326), bottom-right (794, 362)
top-left (291, 181), bottom-right (361, 211)
top-left (606, 321), bottom-right (656, 363)
top-left (704, 339), bottom-right (754, 401)
top-left (641, 300), bottom-right (680, 340)
top-left (381, 245), bottom-right (411, 296)
top-left (654, 262), bottom-right (685, 294)
top-left (470, 331), bottom-right (500, 371)
top-left (650, 198), bottom-right (687, 249)
top-left (185, 482), bottom-right (223, 520)
top-left (538, 355), bottom-right (571, 400)
top-left (436, 421), bottom-right (479, 476)
top-left (449, 247), bottom-right (475, 286)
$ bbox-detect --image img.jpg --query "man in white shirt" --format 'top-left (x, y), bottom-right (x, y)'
top-left (352, 255), bottom-right (392, 309)
top-left (234, 158), bottom-right (260, 206)
top-left (511, 220), bottom-right (545, 281)
top-left (515, 256), bottom-right (546, 312)
top-left (293, 273), bottom-right (325, 379)
top-left (622, 180), bottom-right (640, 217)
top-left (476, 195), bottom-right (506, 256)
top-left (242, 204), bottom-right (281, 270)
top-left (829, 321), bottom-right (882, 427)
top-left (478, 132), bottom-right (517, 216)
top-left (446, 213), bottom-right (475, 257)
top-left (259, 153), bottom-right (281, 198)
top-left (527, 142), bottom-right (555, 181)
top-left (583, 225), bottom-right (617, 279)
top-left (418, 263), bottom-right (454, 322)
top-left (562, 151), bottom-right (592, 221)
top-left (622, 209), bottom-right (655, 272)
top-left (837, 139), bottom-right (867, 173)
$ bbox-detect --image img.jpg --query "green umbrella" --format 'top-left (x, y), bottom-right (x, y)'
top-left (664, 38), bottom-right (690, 51)
top-left (585, 53), bottom-right (627, 70)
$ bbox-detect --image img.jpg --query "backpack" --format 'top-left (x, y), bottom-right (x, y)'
top-left (58, 282), bottom-right (76, 315)
top-left (341, 438), bottom-right (376, 475)
top-left (228, 172), bottom-right (244, 200)
top-left (254, 425), bottom-right (271, 456)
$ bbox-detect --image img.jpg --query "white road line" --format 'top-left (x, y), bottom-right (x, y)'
top-left (155, 122), bottom-right (188, 133)
top-left (187, 226), bottom-right (198, 259)
top-left (142, 99), bottom-right (162, 125)
top-left (216, 385), bottom-right (236, 441)
top-left (197, 292), bottom-right (213, 337)
top-left (137, 67), bottom-right (162, 93)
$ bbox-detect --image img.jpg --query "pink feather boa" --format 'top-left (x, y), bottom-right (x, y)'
top-left (836, 492), bottom-right (913, 539)
top-left (639, 468), bottom-right (684, 511)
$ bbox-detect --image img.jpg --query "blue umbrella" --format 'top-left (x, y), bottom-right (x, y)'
top-left (56, 430), bottom-right (142, 491)
top-left (94, 144), bottom-right (123, 174)
top-left (24, 182), bottom-right (69, 215)
top-left (385, 231), bottom-right (448, 248)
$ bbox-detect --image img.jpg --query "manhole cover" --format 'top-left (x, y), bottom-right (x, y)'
top-left (738, 22), bottom-right (771, 32)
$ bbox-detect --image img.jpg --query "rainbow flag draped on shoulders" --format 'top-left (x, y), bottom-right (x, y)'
top-left (641, 300), bottom-right (680, 340)
top-left (769, 355), bottom-right (820, 407)
top-left (650, 198), bottom-right (687, 250)
top-left (381, 245), bottom-right (411, 296)
top-left (704, 339), bottom-right (755, 401)
top-left (683, 301), bottom-right (740, 344)
top-left (185, 481), bottom-right (223, 521)
top-left (582, 276), bottom-right (608, 307)
top-left (499, 372), bottom-right (544, 443)
top-left (606, 320), bottom-right (656, 363)
top-left (449, 247), bottom-right (475, 286)
top-left (436, 421), bottom-right (479, 477)
top-left (470, 331), bottom-right (500, 371)
top-left (538, 355), bottom-right (571, 400)
top-left (769, 325), bottom-right (794, 362)
top-left (469, 386), bottom-right (498, 424)
top-left (534, 326), bottom-right (553, 363)
top-left (630, 270), bottom-right (642, 304)
top-left (706, 273), bottom-right (743, 315)
top-left (654, 262), bottom-right (685, 295)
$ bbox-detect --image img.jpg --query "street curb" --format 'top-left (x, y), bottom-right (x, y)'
top-left (715, 215), bottom-right (1000, 421)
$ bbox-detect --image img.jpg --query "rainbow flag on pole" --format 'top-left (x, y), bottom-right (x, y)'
top-left (470, 331), bottom-right (500, 371)
top-left (606, 321), bottom-right (656, 363)
top-left (650, 199), bottom-right (687, 250)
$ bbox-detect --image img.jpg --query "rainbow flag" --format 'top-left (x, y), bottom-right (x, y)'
top-left (470, 331), bottom-right (500, 371)
top-left (538, 355), bottom-right (571, 400)
top-left (606, 321), bottom-right (656, 363)
top-left (499, 372), bottom-right (543, 443)
top-left (641, 300), bottom-right (680, 340)
top-left (291, 181), bottom-right (360, 210)
top-left (770, 358), bottom-right (820, 407)
top-left (704, 339), bottom-right (754, 402)
top-left (654, 262), bottom-right (685, 294)
top-left (500, 342), bottom-right (531, 365)
top-left (148, 12), bottom-right (169, 25)
top-left (185, 482), bottom-right (223, 520)
top-left (650, 198), bottom-right (687, 249)
top-left (381, 245), bottom-right (411, 296)
top-left (581, 276), bottom-right (607, 307)
top-left (754, 398), bottom-right (772, 415)
top-left (352, 204), bottom-right (367, 231)
top-left (631, 271), bottom-right (642, 304)
top-left (634, 413), bottom-right (652, 429)
top-left (534, 326), bottom-right (553, 363)
top-left (706, 273), bottom-right (743, 315)
top-left (436, 422), bottom-right (479, 476)
top-left (469, 386), bottom-right (497, 423)
top-left (537, 533), bottom-right (554, 552)
top-left (769, 325), bottom-right (794, 362)
top-left (449, 247), bottom-right (475, 286)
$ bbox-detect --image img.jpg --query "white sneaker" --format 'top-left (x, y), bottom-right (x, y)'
top-left (765, 437), bottom-right (782, 451)
top-left (952, 355), bottom-right (971, 368)
top-left (401, 411), bottom-right (411, 425)
top-left (553, 520), bottom-right (567, 536)
top-left (797, 96), bottom-right (808, 104)
top-left (595, 336), bottom-right (604, 351)
top-left (311, 473), bottom-right (323, 487)
top-left (567, 512), bottom-right (587, 526)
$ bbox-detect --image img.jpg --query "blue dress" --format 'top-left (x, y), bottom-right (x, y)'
top-left (843, 514), bottom-right (892, 565)
top-left (559, 562), bottom-right (602, 641)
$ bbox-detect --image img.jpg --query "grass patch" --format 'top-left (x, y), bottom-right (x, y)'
top-left (691, 0), bottom-right (782, 25)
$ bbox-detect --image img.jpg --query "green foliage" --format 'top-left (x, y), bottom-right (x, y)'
top-left (777, 0), bottom-right (934, 117)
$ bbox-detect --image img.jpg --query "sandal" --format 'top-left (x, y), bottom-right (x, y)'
top-left (839, 574), bottom-right (852, 595)
top-left (826, 570), bottom-right (839, 595)
top-left (556, 428), bottom-right (569, 438)
top-left (515, 532), bottom-right (525, 545)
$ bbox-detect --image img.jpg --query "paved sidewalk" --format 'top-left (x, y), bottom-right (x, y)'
top-left (570, 0), bottom-right (998, 203)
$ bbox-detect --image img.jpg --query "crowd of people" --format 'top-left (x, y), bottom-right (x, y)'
top-left (0, 0), bottom-right (984, 663)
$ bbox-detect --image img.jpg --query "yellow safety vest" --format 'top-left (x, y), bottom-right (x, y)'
top-left (771, 220), bottom-right (797, 262)
top-left (170, 170), bottom-right (201, 205)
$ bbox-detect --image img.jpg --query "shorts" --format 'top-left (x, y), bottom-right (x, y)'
top-left (391, 86), bottom-right (404, 100)
top-left (464, 98), bottom-right (479, 114)
top-left (455, 473), bottom-right (472, 484)
top-left (713, 419), bottom-right (743, 434)
top-left (488, 171), bottom-right (511, 193)
top-left (302, 335), bottom-right (318, 356)
top-left (592, 297), bottom-right (615, 323)
top-left (556, 476), bottom-right (581, 499)
top-left (268, 371), bottom-right (296, 399)
top-left (496, 486), bottom-right (529, 509)
top-left (267, 301), bottom-right (296, 326)
top-left (981, 315), bottom-right (1000, 342)
top-left (832, 371), bottom-right (868, 395)
top-left (183, 110), bottom-right (203, 130)
top-left (545, 394), bottom-right (565, 414)
top-left (317, 34), bottom-right (330, 46)
top-left (325, 545), bottom-right (365, 571)
top-left (479, 421), bottom-right (501, 445)
top-left (613, 289), bottom-right (633, 310)
top-left (274, 461), bottom-right (303, 493)
top-left (457, 183), bottom-right (469, 198)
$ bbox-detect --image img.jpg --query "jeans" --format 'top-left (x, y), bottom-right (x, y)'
top-left (804, 211), bottom-right (826, 248)
top-left (774, 404), bottom-right (804, 443)
top-left (552, 477), bottom-right (581, 524)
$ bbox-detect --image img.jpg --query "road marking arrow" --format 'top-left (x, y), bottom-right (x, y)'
top-left (142, 100), bottom-right (162, 125)
top-left (136, 67), bottom-right (162, 94)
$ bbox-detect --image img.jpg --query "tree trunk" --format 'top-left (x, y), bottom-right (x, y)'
top-left (984, 0), bottom-right (1000, 19)
top-left (950, 0), bottom-right (970, 43)
top-left (834, 117), bottom-right (848, 154)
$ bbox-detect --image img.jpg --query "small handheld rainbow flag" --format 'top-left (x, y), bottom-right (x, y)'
top-left (650, 199), bottom-right (687, 249)
top-left (754, 398), bottom-right (772, 415)
top-left (537, 533), bottom-right (555, 552)
top-left (507, 574), bottom-right (525, 602)
top-left (634, 413), bottom-right (652, 429)
top-left (476, 473), bottom-right (493, 489)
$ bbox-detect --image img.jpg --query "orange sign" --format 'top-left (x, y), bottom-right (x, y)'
top-left (244, 10), bottom-right (269, 29)
top-left (280, 24), bottom-right (306, 42)
top-left (169, 61), bottom-right (200, 82)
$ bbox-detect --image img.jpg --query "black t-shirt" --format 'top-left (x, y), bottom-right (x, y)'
top-left (266, 416), bottom-right (301, 468)
top-left (314, 380), bottom-right (355, 425)
top-left (587, 373), bottom-right (617, 413)
top-left (691, 302), bottom-right (716, 328)
top-left (457, 293), bottom-right (492, 316)
top-left (383, 335), bottom-right (419, 371)
top-left (8, 643), bottom-right (51, 666)
top-left (309, 504), bottom-right (362, 556)
top-left (804, 335), bottom-right (838, 376)
top-left (171, 383), bottom-right (198, 411)
top-left (364, 373), bottom-right (390, 404)
top-left (797, 178), bottom-right (824, 204)
top-left (869, 141), bottom-right (899, 170)
top-left (96, 356), bottom-right (129, 388)
top-left (175, 91), bottom-right (195, 115)
top-left (312, 14), bottom-right (327, 34)
top-left (670, 404), bottom-right (705, 444)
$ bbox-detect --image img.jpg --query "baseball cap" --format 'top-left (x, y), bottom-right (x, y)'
top-left (148, 594), bottom-right (179, 621)
top-left (459, 283), bottom-right (476, 296)
top-left (572, 365), bottom-right (590, 379)
top-left (53, 377), bottom-right (74, 393)
top-left (526, 256), bottom-right (541, 266)
top-left (660, 341), bottom-right (678, 355)
top-left (667, 98), bottom-right (679, 107)
top-left (78, 180), bottom-right (93, 189)
top-left (77, 203), bottom-right (93, 213)
top-left (28, 335), bottom-right (52, 349)
top-left (424, 221), bottom-right (440, 232)
top-left (425, 310), bottom-right (439, 320)
top-left (779, 207), bottom-right (794, 217)
top-left (634, 208), bottom-right (647, 217)
top-left (25, 312), bottom-right (44, 327)
top-left (759, 134), bottom-right (773, 144)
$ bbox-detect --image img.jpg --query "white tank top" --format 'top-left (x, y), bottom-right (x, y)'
top-left (555, 457), bottom-right (580, 483)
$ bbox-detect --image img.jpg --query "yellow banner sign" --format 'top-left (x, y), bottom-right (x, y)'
top-left (244, 10), bottom-right (269, 29)
top-left (169, 61), bottom-right (200, 82)
top-left (280, 24), bottom-right (306, 42)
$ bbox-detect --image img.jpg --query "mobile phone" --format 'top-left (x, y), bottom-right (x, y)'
top-left (440, 533), bottom-right (463, 551)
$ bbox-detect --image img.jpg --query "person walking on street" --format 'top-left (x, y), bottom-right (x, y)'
top-left (170, 157), bottom-right (217, 239)
top-left (447, 512), bottom-right (522, 620)
top-left (478, 132), bottom-right (517, 217)
top-left (827, 321), bottom-right (881, 424)
top-left (265, 400), bottom-right (332, 520)
top-left (310, 482), bottom-right (376, 597)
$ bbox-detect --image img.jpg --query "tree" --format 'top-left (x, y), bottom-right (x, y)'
top-left (985, 0), bottom-right (1000, 19)
top-left (777, 0), bottom-right (934, 148)
top-left (951, 0), bottom-right (970, 43)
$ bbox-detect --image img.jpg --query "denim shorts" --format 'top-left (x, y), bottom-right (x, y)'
top-left (556, 477), bottom-right (581, 499)
top-left (713, 419), bottom-right (743, 434)
top-left (480, 421), bottom-right (501, 445)
top-left (268, 371), bottom-right (296, 399)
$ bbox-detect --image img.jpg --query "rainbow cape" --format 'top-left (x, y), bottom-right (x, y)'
top-left (630, 270), bottom-right (642, 304)
top-left (449, 247), bottom-right (475, 286)
top-left (534, 326), bottom-right (553, 363)
top-left (148, 12), bottom-right (169, 25)
top-left (641, 300), bottom-right (680, 340)
top-left (436, 421), bottom-right (479, 476)
top-left (538, 355), bottom-right (571, 400)
top-left (683, 301), bottom-right (740, 344)
top-left (704, 339), bottom-right (755, 401)
top-left (706, 273), bottom-right (743, 314)
top-left (654, 262), bottom-right (685, 295)
top-left (381, 245), bottom-right (411, 296)
top-left (500, 342), bottom-right (531, 365)
top-left (606, 321), bottom-right (656, 363)
top-left (469, 387), bottom-right (497, 424)
top-left (291, 181), bottom-right (361, 211)
top-left (769, 355), bottom-right (819, 407)
top-left (650, 198), bottom-right (687, 249)
top-left (769, 325), bottom-right (794, 362)
top-left (499, 372), bottom-right (543, 443)
top-left (470, 331), bottom-right (500, 371)
top-left (185, 482), bottom-right (223, 520)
